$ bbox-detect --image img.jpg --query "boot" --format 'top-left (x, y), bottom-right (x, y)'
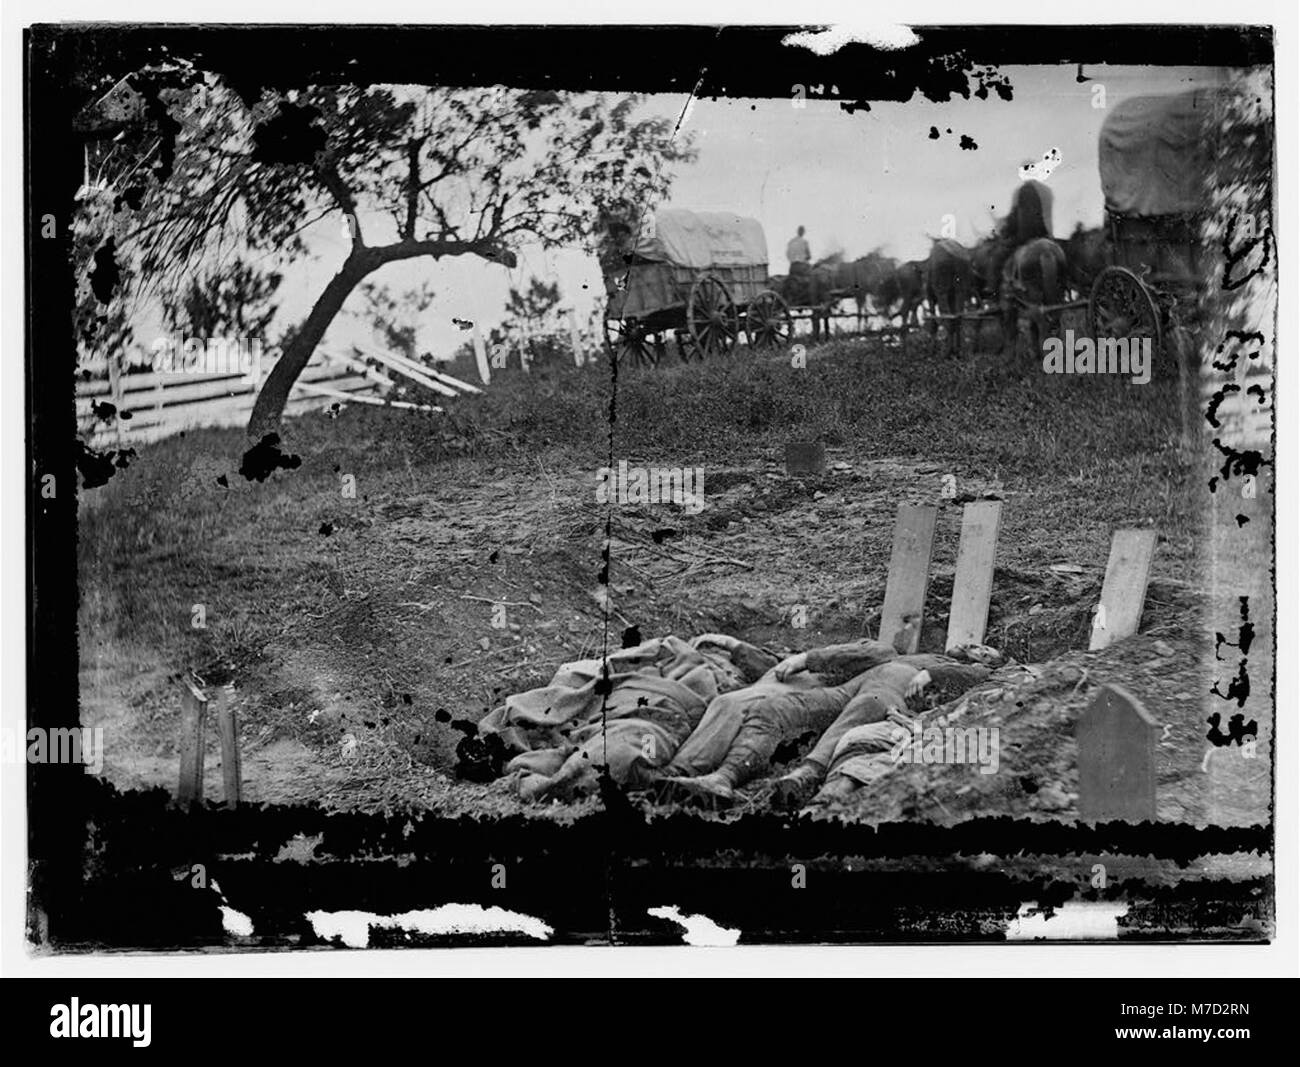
top-left (655, 771), bottom-right (736, 810)
top-left (803, 775), bottom-right (858, 811)
top-left (772, 761), bottom-right (824, 810)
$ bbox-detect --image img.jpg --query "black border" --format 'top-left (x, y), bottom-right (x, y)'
top-left (25, 22), bottom-right (1277, 950)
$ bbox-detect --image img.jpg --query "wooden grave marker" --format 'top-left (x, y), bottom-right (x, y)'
top-left (177, 680), bottom-right (208, 806)
top-left (1089, 528), bottom-right (1158, 651)
top-left (946, 500), bottom-right (1002, 652)
top-left (213, 686), bottom-right (242, 809)
top-left (1076, 683), bottom-right (1158, 822)
top-left (878, 504), bottom-right (937, 654)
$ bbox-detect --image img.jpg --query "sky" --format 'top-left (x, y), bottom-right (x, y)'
top-left (255, 63), bottom-right (1229, 364)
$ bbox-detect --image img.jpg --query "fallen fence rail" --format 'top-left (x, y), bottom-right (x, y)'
top-left (75, 345), bottom-right (483, 449)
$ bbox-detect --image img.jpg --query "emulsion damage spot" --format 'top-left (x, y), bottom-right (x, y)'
top-left (239, 433), bottom-right (303, 482)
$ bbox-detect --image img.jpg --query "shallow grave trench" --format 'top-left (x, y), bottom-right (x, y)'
top-left (89, 449), bottom-right (1221, 822)
top-left (625, 567), bottom-right (1212, 822)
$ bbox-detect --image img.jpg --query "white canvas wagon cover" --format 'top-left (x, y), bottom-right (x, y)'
top-left (633, 209), bottom-right (768, 269)
top-left (1099, 89), bottom-right (1213, 218)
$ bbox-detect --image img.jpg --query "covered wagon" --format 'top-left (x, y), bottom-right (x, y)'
top-left (1089, 88), bottom-right (1215, 359)
top-left (601, 208), bottom-right (793, 366)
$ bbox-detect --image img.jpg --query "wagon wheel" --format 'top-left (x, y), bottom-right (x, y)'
top-left (744, 290), bottom-right (794, 351)
top-left (671, 329), bottom-right (699, 363)
top-left (687, 274), bottom-right (740, 358)
top-left (1087, 266), bottom-right (1162, 359)
top-left (603, 319), bottom-right (659, 370)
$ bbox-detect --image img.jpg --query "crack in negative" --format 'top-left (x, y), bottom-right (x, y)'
top-left (597, 47), bottom-right (714, 764)
top-left (597, 42), bottom-right (716, 944)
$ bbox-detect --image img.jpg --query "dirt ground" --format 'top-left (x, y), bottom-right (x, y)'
top-left (75, 333), bottom-right (1271, 827)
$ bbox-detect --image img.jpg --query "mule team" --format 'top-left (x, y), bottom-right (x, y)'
top-left (777, 179), bottom-right (1108, 353)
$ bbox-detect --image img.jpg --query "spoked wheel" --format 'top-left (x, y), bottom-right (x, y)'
top-left (1087, 266), bottom-right (1162, 360)
top-left (673, 329), bottom-right (703, 363)
top-left (744, 290), bottom-right (794, 351)
top-left (603, 318), bottom-right (660, 370)
top-left (687, 274), bottom-right (740, 358)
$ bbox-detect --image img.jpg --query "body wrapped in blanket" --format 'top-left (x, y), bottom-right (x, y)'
top-left (475, 632), bottom-right (997, 807)
top-left (649, 645), bottom-right (995, 809)
top-left (474, 634), bottom-right (779, 801)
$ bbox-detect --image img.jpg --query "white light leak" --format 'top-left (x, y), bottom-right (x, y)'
top-left (648, 905), bottom-right (741, 946)
top-left (210, 879), bottom-right (255, 937)
top-left (219, 906), bottom-right (255, 937)
top-left (782, 25), bottom-right (920, 56)
top-left (1020, 147), bottom-right (1063, 182)
top-left (306, 904), bottom-right (554, 948)
top-left (1005, 900), bottom-right (1128, 941)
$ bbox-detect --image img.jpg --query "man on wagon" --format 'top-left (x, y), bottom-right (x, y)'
top-left (786, 225), bottom-right (813, 303)
top-left (999, 179), bottom-right (1054, 248)
top-left (786, 225), bottom-right (811, 267)
top-left (991, 178), bottom-right (1058, 334)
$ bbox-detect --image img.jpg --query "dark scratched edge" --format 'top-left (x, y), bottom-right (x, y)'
top-left (24, 23), bottom-right (1276, 950)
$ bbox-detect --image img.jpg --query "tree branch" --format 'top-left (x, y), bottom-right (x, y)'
top-left (315, 155), bottom-right (361, 246)
top-left (403, 139), bottom-right (421, 241)
top-left (367, 235), bottom-right (515, 269)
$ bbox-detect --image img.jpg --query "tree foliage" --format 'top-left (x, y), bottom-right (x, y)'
top-left (489, 278), bottom-right (568, 366)
top-left (160, 258), bottom-right (282, 341)
top-left (73, 65), bottom-right (695, 437)
top-left (349, 280), bottom-right (437, 363)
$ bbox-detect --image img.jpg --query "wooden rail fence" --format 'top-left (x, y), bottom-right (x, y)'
top-left (75, 347), bottom-right (463, 449)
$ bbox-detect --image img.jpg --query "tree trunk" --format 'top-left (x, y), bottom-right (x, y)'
top-left (245, 236), bottom-right (501, 440)
top-left (246, 254), bottom-right (370, 440)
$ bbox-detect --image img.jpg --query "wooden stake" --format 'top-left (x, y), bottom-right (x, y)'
top-left (879, 504), bottom-right (937, 654)
top-left (177, 680), bottom-right (207, 806)
top-left (213, 686), bottom-right (241, 809)
top-left (1090, 529), bottom-right (1158, 651)
top-left (946, 500), bottom-right (1002, 651)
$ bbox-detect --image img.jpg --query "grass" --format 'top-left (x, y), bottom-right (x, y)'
top-left (76, 332), bottom-right (1207, 813)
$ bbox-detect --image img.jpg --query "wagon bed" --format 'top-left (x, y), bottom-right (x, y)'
top-left (602, 209), bottom-right (792, 366)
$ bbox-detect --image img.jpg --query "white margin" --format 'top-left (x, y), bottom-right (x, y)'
top-left (1, 0), bottom-right (1295, 980)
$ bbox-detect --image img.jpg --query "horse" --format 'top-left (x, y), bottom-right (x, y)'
top-left (1001, 236), bottom-right (1067, 357)
top-left (926, 239), bottom-right (975, 355)
top-left (1060, 223), bottom-right (1110, 299)
top-left (779, 251), bottom-right (914, 337)
top-left (927, 239), bottom-right (975, 314)
top-left (839, 251), bottom-right (897, 330)
top-left (776, 256), bottom-right (844, 340)
top-left (812, 254), bottom-right (858, 338)
top-left (882, 260), bottom-right (927, 329)
top-left (971, 235), bottom-right (1012, 304)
